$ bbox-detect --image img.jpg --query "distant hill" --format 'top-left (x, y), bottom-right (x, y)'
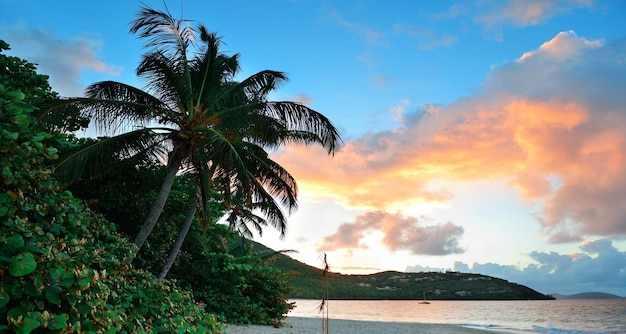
top-left (254, 242), bottom-right (553, 301)
top-left (551, 292), bottom-right (624, 299)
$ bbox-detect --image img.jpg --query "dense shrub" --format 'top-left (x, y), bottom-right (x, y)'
top-left (196, 252), bottom-right (295, 325)
top-left (0, 43), bottom-right (222, 333)
top-left (69, 154), bottom-right (297, 326)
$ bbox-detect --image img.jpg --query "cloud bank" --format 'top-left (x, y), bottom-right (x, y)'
top-left (3, 26), bottom-right (122, 97)
top-left (276, 31), bottom-right (626, 243)
top-left (449, 239), bottom-right (626, 296)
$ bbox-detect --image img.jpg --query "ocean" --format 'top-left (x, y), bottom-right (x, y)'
top-left (288, 299), bottom-right (626, 333)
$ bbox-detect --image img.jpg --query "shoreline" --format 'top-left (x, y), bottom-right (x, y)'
top-left (224, 317), bottom-right (509, 333)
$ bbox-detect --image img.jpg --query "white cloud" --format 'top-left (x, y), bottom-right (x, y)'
top-left (326, 7), bottom-right (386, 47)
top-left (392, 23), bottom-right (459, 50)
top-left (3, 26), bottom-right (123, 96)
top-left (291, 94), bottom-right (313, 106)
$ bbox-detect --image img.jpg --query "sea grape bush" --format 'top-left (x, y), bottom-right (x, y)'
top-left (193, 252), bottom-right (295, 325)
top-left (1, 81), bottom-right (121, 332)
top-left (0, 43), bottom-right (222, 333)
top-left (68, 155), bottom-right (298, 326)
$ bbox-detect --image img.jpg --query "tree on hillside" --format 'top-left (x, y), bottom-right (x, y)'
top-left (42, 5), bottom-right (342, 262)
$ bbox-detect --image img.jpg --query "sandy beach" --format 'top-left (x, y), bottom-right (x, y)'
top-left (224, 317), bottom-right (506, 333)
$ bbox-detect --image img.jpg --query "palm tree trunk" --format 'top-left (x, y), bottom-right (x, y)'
top-left (158, 203), bottom-right (197, 282)
top-left (126, 155), bottom-right (182, 264)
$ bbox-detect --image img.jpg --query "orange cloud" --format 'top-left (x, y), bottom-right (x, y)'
top-left (277, 96), bottom-right (625, 239)
top-left (277, 98), bottom-right (593, 205)
top-left (275, 31), bottom-right (626, 241)
top-left (317, 211), bottom-right (464, 255)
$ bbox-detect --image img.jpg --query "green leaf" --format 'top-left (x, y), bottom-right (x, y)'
top-left (45, 286), bottom-right (62, 304)
top-left (26, 311), bottom-right (42, 323)
top-left (31, 133), bottom-right (46, 142)
top-left (4, 234), bottom-right (24, 248)
top-left (24, 282), bottom-right (41, 297)
top-left (48, 313), bottom-right (68, 330)
top-left (77, 303), bottom-right (90, 314)
top-left (9, 252), bottom-right (37, 277)
top-left (20, 317), bottom-right (41, 334)
top-left (12, 113), bottom-right (30, 129)
top-left (59, 277), bottom-right (74, 287)
top-left (10, 284), bottom-right (23, 299)
top-left (78, 277), bottom-right (91, 288)
top-left (7, 305), bottom-right (25, 319)
top-left (0, 291), bottom-right (9, 308)
top-left (2, 130), bottom-right (19, 140)
top-left (0, 192), bottom-right (10, 204)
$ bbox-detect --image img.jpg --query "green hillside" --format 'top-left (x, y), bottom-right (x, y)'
top-left (263, 244), bottom-right (553, 301)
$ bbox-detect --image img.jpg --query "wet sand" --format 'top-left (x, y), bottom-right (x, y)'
top-left (224, 317), bottom-right (506, 333)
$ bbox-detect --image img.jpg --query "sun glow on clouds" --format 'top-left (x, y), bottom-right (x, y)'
top-left (275, 30), bottom-right (626, 254)
top-left (519, 30), bottom-right (602, 61)
top-left (317, 211), bottom-right (464, 256)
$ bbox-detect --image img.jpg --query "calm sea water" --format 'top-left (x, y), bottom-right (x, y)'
top-left (288, 299), bottom-right (626, 334)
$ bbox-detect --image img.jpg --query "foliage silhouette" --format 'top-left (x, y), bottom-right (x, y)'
top-left (41, 4), bottom-right (342, 265)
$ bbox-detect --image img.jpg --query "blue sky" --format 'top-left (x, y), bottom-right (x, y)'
top-left (2, 0), bottom-right (626, 296)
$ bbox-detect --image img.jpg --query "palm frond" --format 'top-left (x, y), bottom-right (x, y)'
top-left (238, 70), bottom-right (288, 100)
top-left (239, 142), bottom-right (298, 211)
top-left (228, 111), bottom-right (327, 150)
top-left (37, 82), bottom-right (174, 135)
top-left (222, 182), bottom-right (288, 238)
top-left (192, 27), bottom-right (239, 105)
top-left (55, 128), bottom-right (171, 184)
top-left (263, 101), bottom-right (342, 154)
top-left (257, 248), bottom-right (298, 265)
top-left (85, 81), bottom-right (176, 130)
top-left (207, 96), bottom-right (342, 155)
top-left (130, 4), bottom-right (196, 61)
top-left (137, 51), bottom-right (187, 107)
top-left (210, 153), bottom-right (290, 238)
top-left (240, 174), bottom-right (289, 237)
top-left (200, 129), bottom-right (254, 200)
top-left (225, 208), bottom-right (268, 238)
top-left (265, 129), bottom-right (328, 150)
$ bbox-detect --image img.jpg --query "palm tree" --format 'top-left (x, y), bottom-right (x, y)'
top-left (42, 5), bottom-right (341, 262)
top-left (157, 126), bottom-right (304, 281)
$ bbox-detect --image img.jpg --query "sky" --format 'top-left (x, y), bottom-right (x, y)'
top-left (2, 0), bottom-right (625, 296)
